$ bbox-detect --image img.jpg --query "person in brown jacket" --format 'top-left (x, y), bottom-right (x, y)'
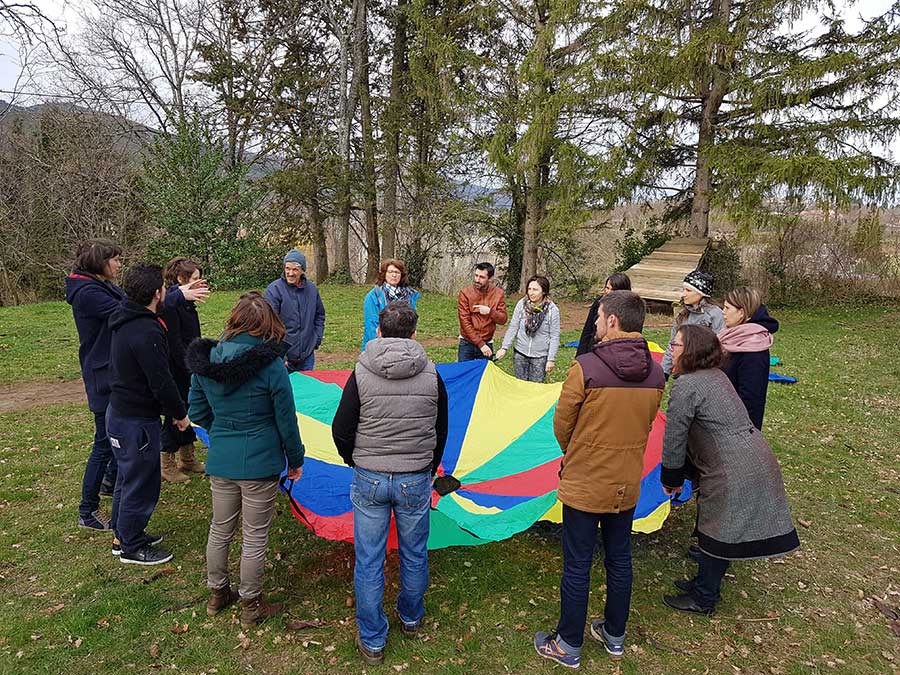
top-left (457, 262), bottom-right (508, 361)
top-left (535, 291), bottom-right (665, 668)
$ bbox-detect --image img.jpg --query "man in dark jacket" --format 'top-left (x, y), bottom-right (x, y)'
top-left (332, 303), bottom-right (448, 665)
top-left (107, 264), bottom-right (190, 566)
top-left (535, 291), bottom-right (665, 667)
top-left (263, 249), bottom-right (326, 372)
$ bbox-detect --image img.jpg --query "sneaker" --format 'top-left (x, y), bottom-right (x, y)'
top-left (119, 544), bottom-right (173, 566)
top-left (355, 633), bottom-right (384, 666)
top-left (78, 510), bottom-right (111, 530)
top-left (589, 620), bottom-right (625, 660)
top-left (534, 631), bottom-right (580, 669)
top-left (112, 533), bottom-right (163, 556)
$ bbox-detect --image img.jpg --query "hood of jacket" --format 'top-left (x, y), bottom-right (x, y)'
top-left (186, 334), bottom-right (288, 391)
top-left (108, 301), bottom-right (158, 331)
top-left (718, 322), bottom-right (774, 353)
top-left (65, 270), bottom-right (122, 305)
top-left (592, 331), bottom-right (654, 382)
top-left (358, 337), bottom-right (428, 380)
top-left (749, 304), bottom-right (779, 334)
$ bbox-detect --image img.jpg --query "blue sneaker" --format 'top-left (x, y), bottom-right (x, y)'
top-left (78, 510), bottom-right (110, 530)
top-left (589, 620), bottom-right (624, 660)
top-left (534, 631), bottom-right (580, 669)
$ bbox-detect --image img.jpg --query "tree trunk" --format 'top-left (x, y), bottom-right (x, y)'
top-left (354, 0), bottom-right (380, 283)
top-left (689, 0), bottom-right (733, 239)
top-left (519, 0), bottom-right (552, 292)
top-left (334, 14), bottom-right (358, 276)
top-left (382, 0), bottom-right (408, 261)
top-left (309, 187), bottom-right (329, 284)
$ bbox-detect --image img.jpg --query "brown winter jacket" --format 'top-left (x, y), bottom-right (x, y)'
top-left (457, 284), bottom-right (508, 347)
top-left (554, 331), bottom-right (665, 514)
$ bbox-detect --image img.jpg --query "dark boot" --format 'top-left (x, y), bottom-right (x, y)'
top-left (663, 593), bottom-right (715, 615)
top-left (240, 596), bottom-right (282, 629)
top-left (207, 585), bottom-right (240, 616)
top-left (356, 633), bottom-right (385, 665)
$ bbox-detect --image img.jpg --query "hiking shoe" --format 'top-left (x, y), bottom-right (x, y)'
top-left (177, 444), bottom-right (205, 474)
top-left (99, 478), bottom-right (115, 497)
top-left (663, 593), bottom-right (715, 616)
top-left (240, 596), bottom-right (282, 629)
top-left (534, 631), bottom-right (580, 669)
top-left (119, 544), bottom-right (173, 566)
top-left (161, 451), bottom-right (189, 483)
top-left (355, 633), bottom-right (384, 665)
top-left (589, 620), bottom-right (625, 660)
top-left (207, 585), bottom-right (240, 616)
top-left (78, 510), bottom-right (110, 530)
top-left (112, 533), bottom-right (163, 556)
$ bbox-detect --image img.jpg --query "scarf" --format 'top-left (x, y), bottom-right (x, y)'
top-left (524, 298), bottom-right (550, 337)
top-left (381, 283), bottom-right (414, 305)
top-left (717, 323), bottom-right (773, 353)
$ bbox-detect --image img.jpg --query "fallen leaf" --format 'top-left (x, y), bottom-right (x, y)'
top-left (324, 645), bottom-right (335, 652)
top-left (798, 518), bottom-right (811, 528)
top-left (72, 638), bottom-right (82, 648)
top-left (96, 618), bottom-right (110, 629)
top-left (45, 603), bottom-right (66, 615)
top-left (514, 623), bottom-right (527, 632)
top-left (345, 597), bottom-right (354, 608)
top-left (149, 642), bottom-right (160, 659)
top-left (872, 598), bottom-right (899, 621)
top-left (237, 632), bottom-right (251, 650)
top-left (285, 619), bottom-right (327, 630)
top-left (32, 591), bottom-right (47, 597)
top-left (170, 623), bottom-right (189, 635)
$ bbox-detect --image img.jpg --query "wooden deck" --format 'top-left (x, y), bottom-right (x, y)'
top-left (625, 237), bottom-right (710, 303)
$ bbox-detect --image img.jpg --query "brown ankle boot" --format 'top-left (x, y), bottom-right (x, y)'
top-left (207, 585), bottom-right (240, 616)
top-left (177, 444), bottom-right (205, 473)
top-left (240, 596), bottom-right (282, 629)
top-left (161, 452), bottom-right (189, 483)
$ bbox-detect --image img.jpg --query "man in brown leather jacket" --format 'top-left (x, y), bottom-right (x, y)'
top-left (456, 262), bottom-right (508, 361)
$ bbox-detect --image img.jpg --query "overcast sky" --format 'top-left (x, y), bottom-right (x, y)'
top-left (0, 0), bottom-right (896, 160)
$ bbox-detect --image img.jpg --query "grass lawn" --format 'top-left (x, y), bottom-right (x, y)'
top-left (0, 286), bottom-right (898, 674)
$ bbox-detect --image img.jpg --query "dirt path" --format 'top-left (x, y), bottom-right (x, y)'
top-left (0, 378), bottom-right (87, 413)
top-left (0, 304), bottom-right (673, 413)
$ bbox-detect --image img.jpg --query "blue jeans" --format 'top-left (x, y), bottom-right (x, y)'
top-left (457, 339), bottom-right (492, 362)
top-left (79, 409), bottom-right (117, 517)
top-left (351, 467), bottom-right (432, 651)
top-left (557, 504), bottom-right (635, 650)
top-left (286, 352), bottom-right (315, 373)
top-left (107, 408), bottom-right (163, 555)
top-left (694, 552), bottom-right (730, 607)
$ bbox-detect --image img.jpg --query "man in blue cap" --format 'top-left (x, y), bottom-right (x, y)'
top-left (264, 249), bottom-right (326, 372)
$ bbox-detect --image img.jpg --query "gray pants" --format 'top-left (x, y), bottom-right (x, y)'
top-left (513, 350), bottom-right (548, 383)
top-left (207, 476), bottom-right (278, 600)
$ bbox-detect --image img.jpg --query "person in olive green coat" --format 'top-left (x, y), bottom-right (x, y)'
top-left (186, 291), bottom-right (304, 629)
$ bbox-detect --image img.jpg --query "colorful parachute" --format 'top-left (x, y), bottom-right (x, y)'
top-left (195, 344), bottom-right (690, 550)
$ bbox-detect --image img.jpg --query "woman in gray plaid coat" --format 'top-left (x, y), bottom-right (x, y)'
top-left (660, 324), bottom-right (799, 615)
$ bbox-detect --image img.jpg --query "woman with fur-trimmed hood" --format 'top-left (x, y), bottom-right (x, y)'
top-left (186, 292), bottom-right (304, 631)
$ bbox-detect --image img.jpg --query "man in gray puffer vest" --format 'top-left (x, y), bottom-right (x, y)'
top-left (332, 302), bottom-right (448, 666)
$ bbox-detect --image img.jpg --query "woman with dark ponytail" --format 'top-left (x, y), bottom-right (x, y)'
top-left (576, 273), bottom-right (631, 356)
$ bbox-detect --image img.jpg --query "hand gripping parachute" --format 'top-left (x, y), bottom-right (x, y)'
top-left (194, 344), bottom-right (691, 549)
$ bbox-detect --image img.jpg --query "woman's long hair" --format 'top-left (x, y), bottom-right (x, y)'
top-left (674, 324), bottom-right (725, 374)
top-left (221, 291), bottom-right (286, 342)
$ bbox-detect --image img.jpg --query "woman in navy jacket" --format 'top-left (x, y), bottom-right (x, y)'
top-left (159, 257), bottom-right (210, 482)
top-left (65, 239), bottom-right (125, 530)
top-left (718, 287), bottom-right (779, 430)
